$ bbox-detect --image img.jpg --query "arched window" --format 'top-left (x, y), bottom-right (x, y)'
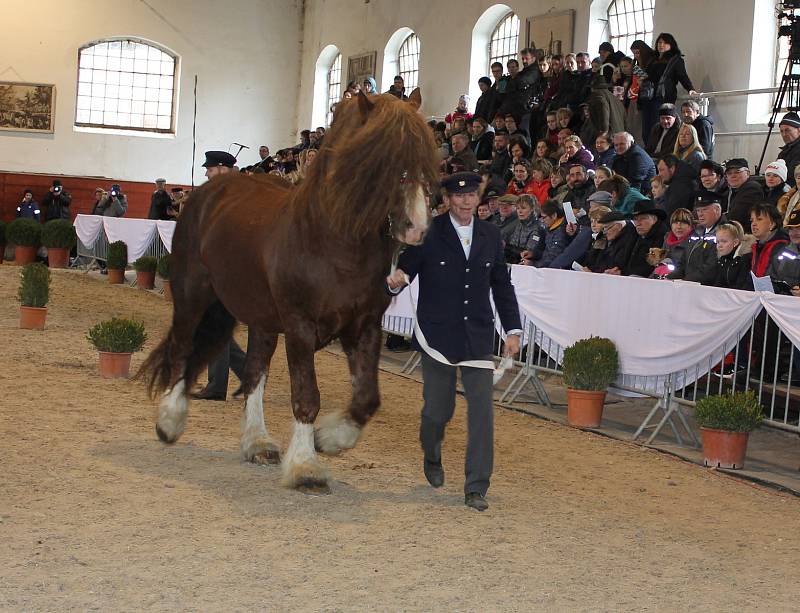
top-left (488, 12), bottom-right (520, 72)
top-left (398, 33), bottom-right (420, 94)
top-left (75, 38), bottom-right (178, 133)
top-left (326, 53), bottom-right (342, 127)
top-left (607, 0), bottom-right (655, 54)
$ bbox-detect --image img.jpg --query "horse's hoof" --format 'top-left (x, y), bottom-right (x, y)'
top-left (251, 448), bottom-right (281, 465)
top-left (155, 424), bottom-right (176, 444)
top-left (295, 479), bottom-right (331, 495)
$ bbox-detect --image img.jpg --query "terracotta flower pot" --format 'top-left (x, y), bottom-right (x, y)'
top-left (162, 279), bottom-right (172, 302)
top-left (98, 351), bottom-right (133, 379)
top-left (700, 427), bottom-right (750, 469)
top-left (15, 245), bottom-right (37, 265)
top-left (566, 389), bottom-right (607, 428)
top-left (47, 247), bottom-right (69, 268)
top-left (108, 268), bottom-right (125, 284)
top-left (19, 306), bottom-right (47, 330)
top-left (136, 270), bottom-right (155, 290)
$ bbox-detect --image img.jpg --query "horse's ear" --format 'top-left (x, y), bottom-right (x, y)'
top-left (357, 91), bottom-right (374, 121)
top-left (408, 88), bottom-right (422, 110)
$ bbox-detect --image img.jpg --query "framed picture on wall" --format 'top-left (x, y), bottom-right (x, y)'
top-left (0, 81), bottom-right (56, 133)
top-left (526, 10), bottom-right (575, 57)
top-left (347, 51), bottom-right (378, 88)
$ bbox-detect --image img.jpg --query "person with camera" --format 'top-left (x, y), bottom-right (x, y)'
top-left (95, 184), bottom-right (128, 217)
top-left (42, 179), bottom-right (72, 221)
top-left (17, 189), bottom-right (41, 221)
top-left (148, 178), bottom-right (174, 220)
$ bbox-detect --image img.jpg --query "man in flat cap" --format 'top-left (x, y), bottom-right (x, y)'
top-left (778, 111), bottom-right (800, 187)
top-left (386, 172), bottom-right (522, 512)
top-left (192, 150), bottom-right (245, 401)
top-left (723, 158), bottom-right (763, 227)
top-left (148, 178), bottom-right (173, 220)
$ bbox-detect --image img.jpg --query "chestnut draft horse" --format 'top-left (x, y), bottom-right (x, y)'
top-left (138, 90), bottom-right (438, 493)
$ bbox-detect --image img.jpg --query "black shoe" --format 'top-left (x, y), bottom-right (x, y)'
top-left (423, 460), bottom-right (444, 488)
top-left (465, 492), bottom-right (489, 511)
top-left (191, 387), bottom-right (226, 401)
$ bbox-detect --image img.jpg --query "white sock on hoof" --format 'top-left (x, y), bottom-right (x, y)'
top-left (157, 380), bottom-right (187, 442)
top-left (282, 420), bottom-right (327, 487)
top-left (315, 410), bottom-right (362, 454)
top-left (240, 375), bottom-right (277, 459)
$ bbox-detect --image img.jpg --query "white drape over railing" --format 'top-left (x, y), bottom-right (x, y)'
top-left (74, 215), bottom-right (176, 263)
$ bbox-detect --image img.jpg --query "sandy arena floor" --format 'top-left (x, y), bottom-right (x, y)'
top-left (1, 265), bottom-right (799, 612)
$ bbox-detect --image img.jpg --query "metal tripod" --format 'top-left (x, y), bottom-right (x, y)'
top-left (757, 56), bottom-right (800, 174)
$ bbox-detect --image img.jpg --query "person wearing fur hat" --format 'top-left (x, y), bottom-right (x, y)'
top-left (763, 159), bottom-right (790, 206)
top-left (778, 111), bottom-right (800, 187)
top-left (645, 103), bottom-right (682, 159)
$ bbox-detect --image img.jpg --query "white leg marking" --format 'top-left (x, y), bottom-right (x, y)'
top-left (282, 420), bottom-right (329, 489)
top-left (240, 375), bottom-right (280, 464)
top-left (156, 380), bottom-right (187, 443)
top-left (314, 410), bottom-right (362, 455)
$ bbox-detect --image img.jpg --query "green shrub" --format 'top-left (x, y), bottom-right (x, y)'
top-left (18, 263), bottom-right (50, 308)
top-left (7, 218), bottom-right (42, 247)
top-left (562, 336), bottom-right (619, 391)
top-left (107, 241), bottom-right (128, 270)
top-left (133, 256), bottom-right (158, 272)
top-left (694, 391), bottom-right (763, 432)
top-left (41, 219), bottom-right (77, 249)
top-left (87, 317), bottom-right (147, 353)
top-left (156, 254), bottom-right (170, 279)
top-left (0, 219), bottom-right (6, 245)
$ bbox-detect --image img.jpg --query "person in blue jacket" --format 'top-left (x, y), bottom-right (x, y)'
top-left (387, 172), bottom-right (522, 512)
top-left (17, 189), bottom-right (41, 221)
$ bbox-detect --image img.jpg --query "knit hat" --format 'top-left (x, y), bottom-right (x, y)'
top-left (779, 111), bottom-right (800, 129)
top-left (764, 159), bottom-right (788, 182)
top-left (658, 104), bottom-right (679, 118)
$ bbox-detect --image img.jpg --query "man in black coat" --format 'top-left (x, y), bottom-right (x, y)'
top-left (611, 131), bottom-right (656, 193)
top-left (42, 179), bottom-right (72, 221)
top-left (657, 155), bottom-right (697, 215)
top-left (724, 158), bottom-right (764, 227)
top-left (148, 178), bottom-right (174, 220)
top-left (502, 49), bottom-right (542, 135)
top-left (646, 104), bottom-right (682, 159)
top-left (778, 111), bottom-right (800, 187)
top-left (488, 129), bottom-right (511, 182)
top-left (387, 172), bottom-right (521, 512)
top-left (474, 77), bottom-right (498, 122)
top-left (627, 200), bottom-right (669, 276)
top-left (680, 100), bottom-right (715, 159)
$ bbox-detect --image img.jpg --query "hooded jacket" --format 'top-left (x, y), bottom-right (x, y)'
top-left (690, 114), bottom-right (715, 159)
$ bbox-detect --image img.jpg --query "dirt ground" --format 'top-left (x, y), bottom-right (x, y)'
top-left (1, 265), bottom-right (799, 612)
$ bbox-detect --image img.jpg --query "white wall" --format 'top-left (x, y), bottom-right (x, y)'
top-left (297, 0), bottom-right (784, 168)
top-left (0, 0), bottom-right (302, 184)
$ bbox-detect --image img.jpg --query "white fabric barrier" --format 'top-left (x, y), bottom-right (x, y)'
top-left (73, 214), bottom-right (105, 249)
top-left (760, 292), bottom-right (800, 349)
top-left (156, 220), bottom-right (176, 253)
top-left (101, 218), bottom-right (157, 264)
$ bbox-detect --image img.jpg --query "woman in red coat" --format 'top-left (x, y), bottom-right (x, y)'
top-left (507, 160), bottom-right (542, 200)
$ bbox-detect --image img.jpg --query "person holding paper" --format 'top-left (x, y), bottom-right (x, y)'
top-left (385, 172), bottom-right (522, 512)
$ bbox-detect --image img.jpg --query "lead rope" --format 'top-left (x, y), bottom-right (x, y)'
top-left (389, 256), bottom-right (512, 385)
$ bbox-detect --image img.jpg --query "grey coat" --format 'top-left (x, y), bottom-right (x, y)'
top-left (96, 194), bottom-right (128, 217)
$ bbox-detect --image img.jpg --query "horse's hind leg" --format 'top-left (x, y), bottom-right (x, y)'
top-left (282, 324), bottom-right (330, 493)
top-left (315, 322), bottom-right (381, 455)
top-left (240, 329), bottom-right (281, 464)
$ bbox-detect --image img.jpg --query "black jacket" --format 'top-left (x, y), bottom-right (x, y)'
top-left (470, 132), bottom-right (494, 162)
top-left (779, 137), bottom-right (800, 188)
top-left (489, 149), bottom-right (511, 183)
top-left (726, 179), bottom-right (764, 227)
top-left (710, 251), bottom-right (753, 290)
top-left (646, 53), bottom-right (694, 104)
top-left (611, 144), bottom-right (657, 193)
top-left (148, 189), bottom-right (173, 220)
top-left (564, 178), bottom-right (596, 212)
top-left (599, 221), bottom-right (638, 272)
top-left (42, 190), bottom-right (72, 221)
top-left (397, 213), bottom-right (522, 363)
top-left (646, 118), bottom-right (682, 158)
top-left (626, 221), bottom-right (669, 276)
top-left (662, 160), bottom-right (698, 215)
top-left (691, 114), bottom-right (714, 159)
top-left (474, 88), bottom-right (499, 122)
top-left (501, 63), bottom-right (543, 119)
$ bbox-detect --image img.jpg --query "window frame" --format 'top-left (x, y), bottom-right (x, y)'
top-left (607, 0), bottom-right (656, 55)
top-left (488, 12), bottom-right (521, 74)
top-left (397, 33), bottom-right (420, 95)
top-left (326, 52), bottom-right (342, 127)
top-left (74, 37), bottom-right (179, 135)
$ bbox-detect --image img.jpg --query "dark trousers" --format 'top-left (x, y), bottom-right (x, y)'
top-left (420, 352), bottom-right (494, 496)
top-left (206, 340), bottom-right (246, 396)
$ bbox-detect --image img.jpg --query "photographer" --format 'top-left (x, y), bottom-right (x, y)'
top-left (17, 189), bottom-right (41, 221)
top-left (42, 179), bottom-right (72, 221)
top-left (95, 184), bottom-right (128, 217)
top-left (148, 178), bottom-right (174, 220)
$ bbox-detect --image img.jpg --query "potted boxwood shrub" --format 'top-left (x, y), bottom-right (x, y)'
top-left (42, 219), bottom-right (77, 268)
top-left (695, 391), bottom-right (763, 469)
top-left (0, 219), bottom-right (6, 264)
top-left (562, 336), bottom-right (619, 428)
top-left (133, 256), bottom-right (157, 290)
top-left (157, 254), bottom-right (171, 301)
top-left (86, 317), bottom-right (147, 378)
top-left (7, 218), bottom-right (42, 266)
top-left (18, 262), bottom-right (51, 330)
top-left (106, 240), bottom-right (128, 284)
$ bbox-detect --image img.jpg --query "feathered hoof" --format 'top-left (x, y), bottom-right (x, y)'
top-left (242, 437), bottom-right (282, 465)
top-left (314, 411), bottom-right (362, 455)
top-left (295, 478), bottom-right (332, 495)
top-left (155, 421), bottom-right (182, 444)
top-left (282, 460), bottom-right (330, 493)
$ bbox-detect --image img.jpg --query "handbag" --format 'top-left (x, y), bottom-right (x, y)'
top-left (638, 79), bottom-right (655, 102)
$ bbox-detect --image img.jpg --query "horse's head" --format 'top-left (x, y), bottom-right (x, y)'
top-left (301, 88), bottom-right (439, 246)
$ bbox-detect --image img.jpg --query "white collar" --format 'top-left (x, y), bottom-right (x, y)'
top-left (449, 212), bottom-right (474, 230)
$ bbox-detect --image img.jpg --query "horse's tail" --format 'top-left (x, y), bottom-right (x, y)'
top-left (136, 301), bottom-right (237, 399)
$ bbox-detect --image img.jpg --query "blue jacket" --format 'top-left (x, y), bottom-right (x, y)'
top-left (549, 216), bottom-right (592, 269)
top-left (17, 201), bottom-right (41, 221)
top-left (611, 144), bottom-right (656, 193)
top-left (398, 213), bottom-right (522, 363)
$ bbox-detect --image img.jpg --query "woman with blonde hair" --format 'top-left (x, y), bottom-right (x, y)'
top-left (558, 135), bottom-right (596, 170)
top-left (672, 123), bottom-right (706, 172)
top-left (709, 220), bottom-right (753, 290)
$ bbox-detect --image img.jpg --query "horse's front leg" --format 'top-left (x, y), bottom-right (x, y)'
top-left (315, 321), bottom-right (382, 455)
top-left (282, 324), bottom-right (329, 493)
top-left (240, 329), bottom-right (281, 465)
